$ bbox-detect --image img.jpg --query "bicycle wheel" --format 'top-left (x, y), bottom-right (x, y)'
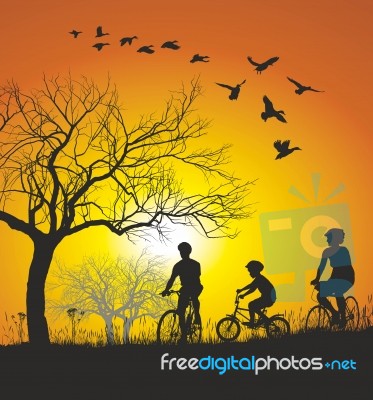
top-left (186, 309), bottom-right (202, 344)
top-left (344, 296), bottom-right (360, 331)
top-left (266, 316), bottom-right (290, 339)
top-left (216, 317), bottom-right (240, 342)
top-left (305, 305), bottom-right (331, 332)
top-left (157, 310), bottom-right (182, 344)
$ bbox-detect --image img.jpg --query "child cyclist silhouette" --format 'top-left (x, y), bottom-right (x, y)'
top-left (236, 260), bottom-right (277, 327)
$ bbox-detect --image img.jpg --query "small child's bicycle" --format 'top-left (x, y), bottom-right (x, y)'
top-left (216, 293), bottom-right (290, 342)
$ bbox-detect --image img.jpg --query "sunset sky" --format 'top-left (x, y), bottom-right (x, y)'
top-left (1, 0), bottom-right (372, 339)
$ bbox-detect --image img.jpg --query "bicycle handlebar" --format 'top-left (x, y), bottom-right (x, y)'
top-left (158, 289), bottom-right (181, 296)
top-left (234, 292), bottom-right (242, 304)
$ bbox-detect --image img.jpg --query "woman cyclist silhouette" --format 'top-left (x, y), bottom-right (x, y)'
top-left (310, 228), bottom-right (355, 328)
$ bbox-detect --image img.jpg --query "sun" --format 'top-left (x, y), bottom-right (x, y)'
top-left (146, 223), bottom-right (203, 259)
top-left (108, 222), bottom-right (205, 261)
top-left (135, 221), bottom-right (224, 269)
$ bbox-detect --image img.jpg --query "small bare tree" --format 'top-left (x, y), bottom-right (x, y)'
top-left (66, 308), bottom-right (85, 344)
top-left (48, 249), bottom-right (170, 344)
top-left (11, 312), bottom-right (28, 344)
top-left (0, 74), bottom-right (254, 345)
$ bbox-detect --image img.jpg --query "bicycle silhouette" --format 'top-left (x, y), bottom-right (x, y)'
top-left (305, 286), bottom-right (360, 332)
top-left (157, 289), bottom-right (202, 344)
top-left (216, 292), bottom-right (290, 342)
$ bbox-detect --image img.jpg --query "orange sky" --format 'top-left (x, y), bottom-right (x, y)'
top-left (1, 0), bottom-right (372, 340)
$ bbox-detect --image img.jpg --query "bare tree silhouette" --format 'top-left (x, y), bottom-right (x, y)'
top-left (0, 74), bottom-right (254, 345)
top-left (47, 250), bottom-right (169, 344)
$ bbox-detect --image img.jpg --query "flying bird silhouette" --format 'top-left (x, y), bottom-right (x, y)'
top-left (190, 54), bottom-right (210, 63)
top-left (261, 95), bottom-right (287, 123)
top-left (274, 140), bottom-right (301, 159)
top-left (95, 26), bottom-right (109, 37)
top-left (92, 43), bottom-right (110, 51)
top-left (120, 36), bottom-right (138, 46)
top-left (161, 40), bottom-right (180, 50)
top-left (287, 77), bottom-right (325, 95)
top-left (215, 80), bottom-right (246, 100)
top-left (137, 45), bottom-right (155, 54)
top-left (69, 30), bottom-right (82, 38)
top-left (247, 56), bottom-right (279, 74)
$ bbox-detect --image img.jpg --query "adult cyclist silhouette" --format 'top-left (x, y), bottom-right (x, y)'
top-left (310, 228), bottom-right (355, 328)
top-left (161, 242), bottom-right (203, 342)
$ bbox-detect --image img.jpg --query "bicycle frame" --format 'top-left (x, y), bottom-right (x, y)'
top-left (216, 293), bottom-right (291, 341)
top-left (306, 286), bottom-right (360, 331)
top-left (157, 289), bottom-right (202, 344)
top-left (165, 289), bottom-right (194, 318)
top-left (226, 296), bottom-right (252, 323)
top-left (227, 293), bottom-right (283, 328)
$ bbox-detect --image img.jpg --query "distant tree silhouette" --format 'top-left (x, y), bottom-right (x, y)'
top-left (0, 74), bottom-right (254, 345)
top-left (47, 250), bottom-right (169, 344)
top-left (66, 308), bottom-right (84, 344)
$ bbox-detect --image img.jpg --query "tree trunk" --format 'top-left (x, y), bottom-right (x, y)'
top-left (104, 318), bottom-right (115, 345)
top-left (26, 238), bottom-right (57, 346)
top-left (123, 317), bottom-right (133, 344)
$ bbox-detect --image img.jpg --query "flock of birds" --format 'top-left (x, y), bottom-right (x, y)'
top-left (69, 26), bottom-right (325, 160)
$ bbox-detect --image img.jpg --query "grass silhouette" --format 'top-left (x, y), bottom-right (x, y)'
top-left (2, 294), bottom-right (372, 346)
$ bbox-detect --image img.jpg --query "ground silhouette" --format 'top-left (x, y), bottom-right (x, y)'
top-left (0, 328), bottom-right (371, 397)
